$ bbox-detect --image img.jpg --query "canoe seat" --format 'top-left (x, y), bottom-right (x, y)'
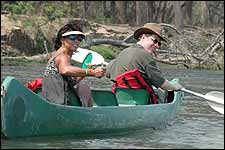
top-left (91, 89), bottom-right (118, 106)
top-left (33, 88), bottom-right (81, 106)
top-left (115, 88), bottom-right (149, 105)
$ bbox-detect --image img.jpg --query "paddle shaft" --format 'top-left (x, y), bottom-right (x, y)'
top-left (181, 88), bottom-right (223, 105)
top-left (181, 88), bottom-right (205, 98)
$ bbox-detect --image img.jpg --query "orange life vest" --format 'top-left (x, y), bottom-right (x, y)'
top-left (112, 68), bottom-right (158, 104)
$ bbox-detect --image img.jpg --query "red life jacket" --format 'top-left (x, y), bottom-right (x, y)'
top-left (112, 68), bottom-right (158, 104)
top-left (26, 77), bottom-right (43, 91)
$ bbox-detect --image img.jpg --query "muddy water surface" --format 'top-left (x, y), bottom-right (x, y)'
top-left (1, 65), bottom-right (224, 149)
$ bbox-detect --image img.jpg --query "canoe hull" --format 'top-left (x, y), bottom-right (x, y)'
top-left (1, 76), bottom-right (184, 138)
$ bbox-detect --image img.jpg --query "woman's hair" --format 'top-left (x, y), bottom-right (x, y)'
top-left (54, 20), bottom-right (83, 50)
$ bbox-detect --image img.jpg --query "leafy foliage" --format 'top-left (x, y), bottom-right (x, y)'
top-left (3, 1), bottom-right (34, 15)
top-left (2, 1), bottom-right (224, 27)
top-left (91, 45), bottom-right (123, 60)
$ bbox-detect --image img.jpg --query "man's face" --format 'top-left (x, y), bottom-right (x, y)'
top-left (144, 34), bottom-right (161, 47)
top-left (141, 34), bottom-right (161, 55)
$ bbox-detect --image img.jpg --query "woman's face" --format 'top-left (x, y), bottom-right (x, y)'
top-left (62, 35), bottom-right (84, 51)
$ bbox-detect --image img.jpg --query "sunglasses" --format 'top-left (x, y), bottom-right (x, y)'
top-left (149, 36), bottom-right (161, 46)
top-left (67, 35), bottom-right (84, 42)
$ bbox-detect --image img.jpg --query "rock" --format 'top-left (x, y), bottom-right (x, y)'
top-left (1, 14), bottom-right (137, 57)
top-left (7, 26), bottom-right (36, 56)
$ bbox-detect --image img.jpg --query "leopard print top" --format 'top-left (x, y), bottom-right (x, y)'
top-left (44, 55), bottom-right (59, 76)
top-left (44, 54), bottom-right (77, 86)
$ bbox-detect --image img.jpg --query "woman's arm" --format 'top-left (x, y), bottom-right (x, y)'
top-left (56, 54), bottom-right (105, 78)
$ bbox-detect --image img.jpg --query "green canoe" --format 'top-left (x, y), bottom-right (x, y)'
top-left (1, 76), bottom-right (184, 138)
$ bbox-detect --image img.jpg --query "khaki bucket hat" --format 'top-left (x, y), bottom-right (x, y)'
top-left (133, 23), bottom-right (166, 41)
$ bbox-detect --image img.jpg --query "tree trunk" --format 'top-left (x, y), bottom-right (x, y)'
top-left (124, 1), bottom-right (128, 23)
top-left (200, 1), bottom-right (208, 27)
top-left (173, 1), bottom-right (184, 33)
top-left (110, 1), bottom-right (116, 23)
top-left (136, 1), bottom-right (141, 26)
top-left (147, 1), bottom-right (154, 22)
top-left (186, 1), bottom-right (193, 25)
top-left (130, 1), bottom-right (137, 26)
top-left (70, 1), bottom-right (79, 18)
top-left (103, 1), bottom-right (107, 20)
top-left (83, 1), bottom-right (92, 19)
top-left (161, 1), bottom-right (168, 23)
top-left (115, 1), bottom-right (125, 24)
top-left (35, 1), bottom-right (44, 16)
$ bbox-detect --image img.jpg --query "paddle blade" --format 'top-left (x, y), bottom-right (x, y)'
top-left (205, 91), bottom-right (224, 115)
top-left (207, 102), bottom-right (224, 115)
top-left (81, 53), bottom-right (92, 69)
top-left (205, 91), bottom-right (224, 105)
top-left (72, 48), bottom-right (106, 65)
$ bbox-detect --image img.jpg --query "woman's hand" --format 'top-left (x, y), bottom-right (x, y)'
top-left (93, 67), bottom-right (106, 78)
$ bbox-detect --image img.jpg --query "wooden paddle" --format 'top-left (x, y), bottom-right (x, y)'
top-left (181, 88), bottom-right (224, 115)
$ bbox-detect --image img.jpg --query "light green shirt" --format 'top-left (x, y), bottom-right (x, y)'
top-left (106, 44), bottom-right (165, 88)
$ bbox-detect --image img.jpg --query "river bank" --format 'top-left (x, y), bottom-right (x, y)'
top-left (1, 56), bottom-right (223, 71)
top-left (1, 14), bottom-right (224, 70)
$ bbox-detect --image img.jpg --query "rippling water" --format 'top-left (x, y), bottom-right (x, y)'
top-left (1, 65), bottom-right (224, 149)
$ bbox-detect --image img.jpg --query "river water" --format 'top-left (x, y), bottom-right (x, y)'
top-left (1, 65), bottom-right (224, 149)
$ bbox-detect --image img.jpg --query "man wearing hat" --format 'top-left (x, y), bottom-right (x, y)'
top-left (106, 23), bottom-right (183, 100)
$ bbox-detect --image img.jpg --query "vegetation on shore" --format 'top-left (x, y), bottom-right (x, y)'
top-left (1, 44), bottom-right (119, 67)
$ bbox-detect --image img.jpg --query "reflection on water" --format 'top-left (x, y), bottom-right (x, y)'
top-left (1, 66), bottom-right (224, 149)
